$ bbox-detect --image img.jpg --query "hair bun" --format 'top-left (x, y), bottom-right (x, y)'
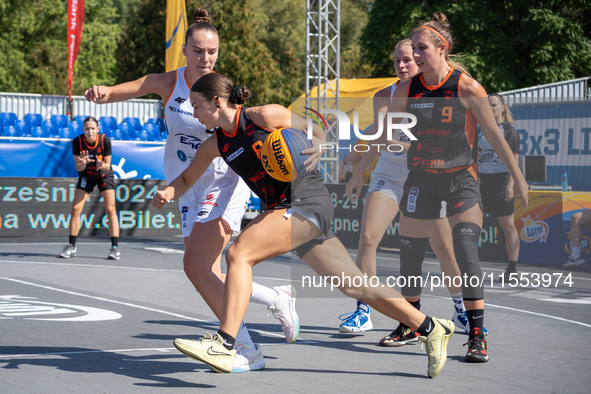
top-left (432, 12), bottom-right (450, 29)
top-left (239, 86), bottom-right (251, 104)
top-left (193, 8), bottom-right (211, 24)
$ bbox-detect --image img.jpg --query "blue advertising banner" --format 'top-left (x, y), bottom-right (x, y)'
top-left (0, 138), bottom-right (166, 180)
top-left (511, 101), bottom-right (591, 191)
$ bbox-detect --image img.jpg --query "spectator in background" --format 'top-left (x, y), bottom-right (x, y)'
top-left (477, 94), bottom-right (520, 281)
top-left (59, 117), bottom-right (120, 260)
top-left (564, 210), bottom-right (591, 268)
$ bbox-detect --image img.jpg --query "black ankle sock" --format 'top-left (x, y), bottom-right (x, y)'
top-left (401, 300), bottom-right (421, 330)
top-left (111, 237), bottom-right (119, 248)
top-left (507, 261), bottom-right (517, 272)
top-left (217, 329), bottom-right (236, 350)
top-left (69, 235), bottom-right (77, 247)
top-left (466, 309), bottom-right (484, 339)
top-left (415, 316), bottom-right (434, 337)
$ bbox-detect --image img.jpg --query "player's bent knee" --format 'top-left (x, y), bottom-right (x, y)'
top-left (571, 212), bottom-right (583, 226)
top-left (452, 222), bottom-right (484, 299)
top-left (399, 237), bottom-right (429, 297)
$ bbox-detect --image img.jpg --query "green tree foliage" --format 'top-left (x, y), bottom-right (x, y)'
top-left (340, 0), bottom-right (373, 78)
top-left (361, 0), bottom-right (591, 93)
top-left (251, 0), bottom-right (305, 100)
top-left (115, 0), bottom-right (166, 87)
top-left (0, 0), bottom-right (120, 95)
top-left (207, 0), bottom-right (291, 106)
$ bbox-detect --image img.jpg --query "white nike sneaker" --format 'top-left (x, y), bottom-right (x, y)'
top-left (268, 285), bottom-right (300, 343)
top-left (210, 343), bottom-right (265, 373)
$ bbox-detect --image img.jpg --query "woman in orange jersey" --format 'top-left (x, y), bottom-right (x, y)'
top-left (380, 12), bottom-right (529, 363)
top-left (59, 117), bottom-right (120, 260)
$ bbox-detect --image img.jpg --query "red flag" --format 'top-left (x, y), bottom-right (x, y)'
top-left (67, 0), bottom-right (85, 101)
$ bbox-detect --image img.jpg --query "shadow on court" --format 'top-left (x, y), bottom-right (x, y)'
top-left (0, 346), bottom-right (216, 389)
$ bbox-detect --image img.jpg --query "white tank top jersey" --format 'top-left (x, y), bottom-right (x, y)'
top-left (375, 82), bottom-right (410, 167)
top-left (163, 67), bottom-right (242, 205)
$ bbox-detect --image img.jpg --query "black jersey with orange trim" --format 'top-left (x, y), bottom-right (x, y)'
top-left (72, 133), bottom-right (113, 178)
top-left (405, 68), bottom-right (478, 172)
top-left (215, 107), bottom-right (291, 210)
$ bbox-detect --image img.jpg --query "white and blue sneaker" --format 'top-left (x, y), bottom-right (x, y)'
top-left (452, 305), bottom-right (488, 336)
top-left (338, 300), bottom-right (372, 333)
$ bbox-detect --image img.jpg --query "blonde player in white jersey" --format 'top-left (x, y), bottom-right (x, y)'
top-left (341, 39), bottom-right (477, 343)
top-left (84, 8), bottom-right (298, 373)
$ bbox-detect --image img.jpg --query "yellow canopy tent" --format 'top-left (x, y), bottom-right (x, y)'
top-left (289, 77), bottom-right (399, 132)
top-left (289, 77), bottom-right (399, 183)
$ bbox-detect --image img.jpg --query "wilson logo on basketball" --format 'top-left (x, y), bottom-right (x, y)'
top-left (271, 140), bottom-right (290, 176)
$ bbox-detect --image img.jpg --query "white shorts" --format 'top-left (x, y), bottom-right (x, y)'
top-left (367, 158), bottom-right (409, 203)
top-left (180, 178), bottom-right (250, 237)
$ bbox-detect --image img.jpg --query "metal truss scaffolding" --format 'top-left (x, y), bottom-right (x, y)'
top-left (305, 0), bottom-right (340, 183)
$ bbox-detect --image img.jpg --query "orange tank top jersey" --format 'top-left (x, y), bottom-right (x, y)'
top-left (405, 68), bottom-right (477, 173)
top-left (72, 133), bottom-right (113, 178)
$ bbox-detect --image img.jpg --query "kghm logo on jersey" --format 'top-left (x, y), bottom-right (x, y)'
top-left (520, 215), bottom-right (549, 243)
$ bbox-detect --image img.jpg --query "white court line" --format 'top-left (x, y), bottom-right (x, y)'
top-left (0, 348), bottom-right (176, 358)
top-left (0, 277), bottom-right (316, 343)
top-left (350, 252), bottom-right (591, 281)
top-left (424, 294), bottom-right (591, 329)
top-left (0, 341), bottom-right (294, 359)
top-left (0, 259), bottom-right (295, 282)
top-left (0, 241), bottom-right (183, 246)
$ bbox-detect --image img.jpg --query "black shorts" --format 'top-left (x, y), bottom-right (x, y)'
top-left (289, 170), bottom-right (336, 258)
top-left (401, 168), bottom-right (482, 220)
top-left (77, 172), bottom-right (115, 193)
top-left (479, 172), bottom-right (514, 217)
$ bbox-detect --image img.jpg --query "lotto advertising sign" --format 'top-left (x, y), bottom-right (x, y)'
top-left (514, 191), bottom-right (591, 267)
top-left (0, 177), bottom-right (181, 237)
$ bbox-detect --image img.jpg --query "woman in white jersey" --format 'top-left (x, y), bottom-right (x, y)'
top-left (341, 39), bottom-right (477, 342)
top-left (477, 94), bottom-right (520, 280)
top-left (84, 9), bottom-right (298, 373)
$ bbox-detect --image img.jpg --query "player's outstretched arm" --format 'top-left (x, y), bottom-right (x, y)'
top-left (84, 72), bottom-right (175, 104)
top-left (153, 135), bottom-right (221, 209)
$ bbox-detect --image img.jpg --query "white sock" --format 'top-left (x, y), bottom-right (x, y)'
top-left (235, 320), bottom-right (255, 348)
top-left (571, 247), bottom-right (581, 258)
top-left (250, 282), bottom-right (279, 307)
top-left (450, 292), bottom-right (465, 310)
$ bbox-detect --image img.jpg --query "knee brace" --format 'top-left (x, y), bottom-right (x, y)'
top-left (452, 222), bottom-right (484, 300)
top-left (399, 236), bottom-right (429, 298)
